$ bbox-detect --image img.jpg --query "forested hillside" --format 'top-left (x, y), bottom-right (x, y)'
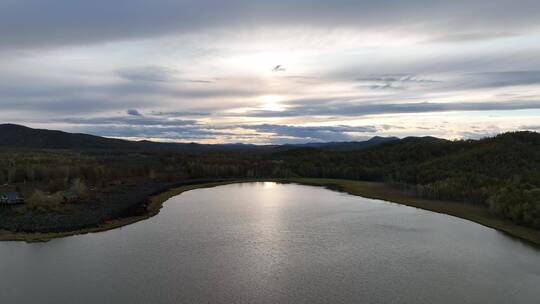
top-left (271, 132), bottom-right (540, 227)
top-left (0, 126), bottom-right (538, 229)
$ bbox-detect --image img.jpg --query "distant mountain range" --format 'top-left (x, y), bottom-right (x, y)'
top-left (281, 136), bottom-right (399, 151)
top-left (0, 124), bottom-right (399, 151)
top-left (0, 124), bottom-right (138, 150)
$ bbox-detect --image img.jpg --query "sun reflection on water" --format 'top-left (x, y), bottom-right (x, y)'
top-left (262, 181), bottom-right (278, 189)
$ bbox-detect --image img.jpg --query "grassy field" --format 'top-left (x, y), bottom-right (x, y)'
top-left (1, 178), bottom-right (539, 245)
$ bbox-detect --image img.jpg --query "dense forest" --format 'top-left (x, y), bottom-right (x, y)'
top-left (0, 124), bottom-right (539, 230)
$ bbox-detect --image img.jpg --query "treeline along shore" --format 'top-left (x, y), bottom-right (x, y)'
top-left (0, 124), bottom-right (539, 244)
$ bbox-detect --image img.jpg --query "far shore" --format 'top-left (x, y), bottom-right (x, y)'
top-left (1, 178), bottom-right (539, 246)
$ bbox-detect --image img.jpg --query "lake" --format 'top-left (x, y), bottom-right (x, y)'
top-left (0, 182), bottom-right (539, 303)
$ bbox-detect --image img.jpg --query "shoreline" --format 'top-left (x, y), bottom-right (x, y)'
top-left (281, 178), bottom-right (540, 247)
top-left (1, 178), bottom-right (539, 246)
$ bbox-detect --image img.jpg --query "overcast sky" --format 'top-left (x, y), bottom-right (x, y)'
top-left (1, 0), bottom-right (539, 143)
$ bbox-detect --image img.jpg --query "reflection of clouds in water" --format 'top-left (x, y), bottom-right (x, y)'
top-left (2, 182), bottom-right (539, 303)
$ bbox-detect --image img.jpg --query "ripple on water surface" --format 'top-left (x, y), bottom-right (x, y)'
top-left (0, 182), bottom-right (539, 304)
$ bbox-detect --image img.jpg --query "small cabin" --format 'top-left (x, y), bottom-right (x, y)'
top-left (0, 192), bottom-right (24, 205)
top-left (62, 191), bottom-right (78, 203)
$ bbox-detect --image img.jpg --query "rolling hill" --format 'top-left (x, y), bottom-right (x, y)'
top-left (0, 124), bottom-right (397, 151)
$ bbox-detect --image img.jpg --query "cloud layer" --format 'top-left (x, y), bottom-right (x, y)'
top-left (1, 1), bottom-right (539, 143)
top-left (2, 1), bottom-right (539, 50)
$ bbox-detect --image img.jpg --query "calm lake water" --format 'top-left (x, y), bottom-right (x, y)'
top-left (0, 182), bottom-right (539, 303)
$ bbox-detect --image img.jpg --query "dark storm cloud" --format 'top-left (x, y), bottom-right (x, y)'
top-left (72, 125), bottom-right (234, 141)
top-left (1, 0), bottom-right (539, 50)
top-left (151, 111), bottom-right (212, 117)
top-left (118, 66), bottom-right (177, 83)
top-left (56, 114), bottom-right (223, 140)
top-left (0, 74), bottom-right (260, 115)
top-left (354, 74), bottom-right (440, 90)
top-left (520, 125), bottom-right (540, 130)
top-left (349, 70), bottom-right (540, 93)
top-left (82, 123), bottom-right (376, 143)
top-left (460, 71), bottom-right (540, 89)
top-left (367, 70), bottom-right (540, 92)
top-left (0, 98), bottom-right (139, 114)
top-left (331, 47), bottom-right (540, 80)
top-left (100, 78), bottom-right (254, 99)
top-left (241, 124), bottom-right (378, 142)
top-left (117, 66), bottom-right (213, 83)
top-left (57, 115), bottom-right (197, 127)
top-left (127, 109), bottom-right (142, 116)
top-left (54, 112), bottom-right (380, 142)
top-left (241, 100), bottom-right (540, 117)
top-left (356, 74), bottom-right (438, 83)
top-left (429, 31), bottom-right (517, 43)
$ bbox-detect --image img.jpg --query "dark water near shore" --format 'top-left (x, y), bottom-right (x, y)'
top-left (0, 182), bottom-right (539, 304)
